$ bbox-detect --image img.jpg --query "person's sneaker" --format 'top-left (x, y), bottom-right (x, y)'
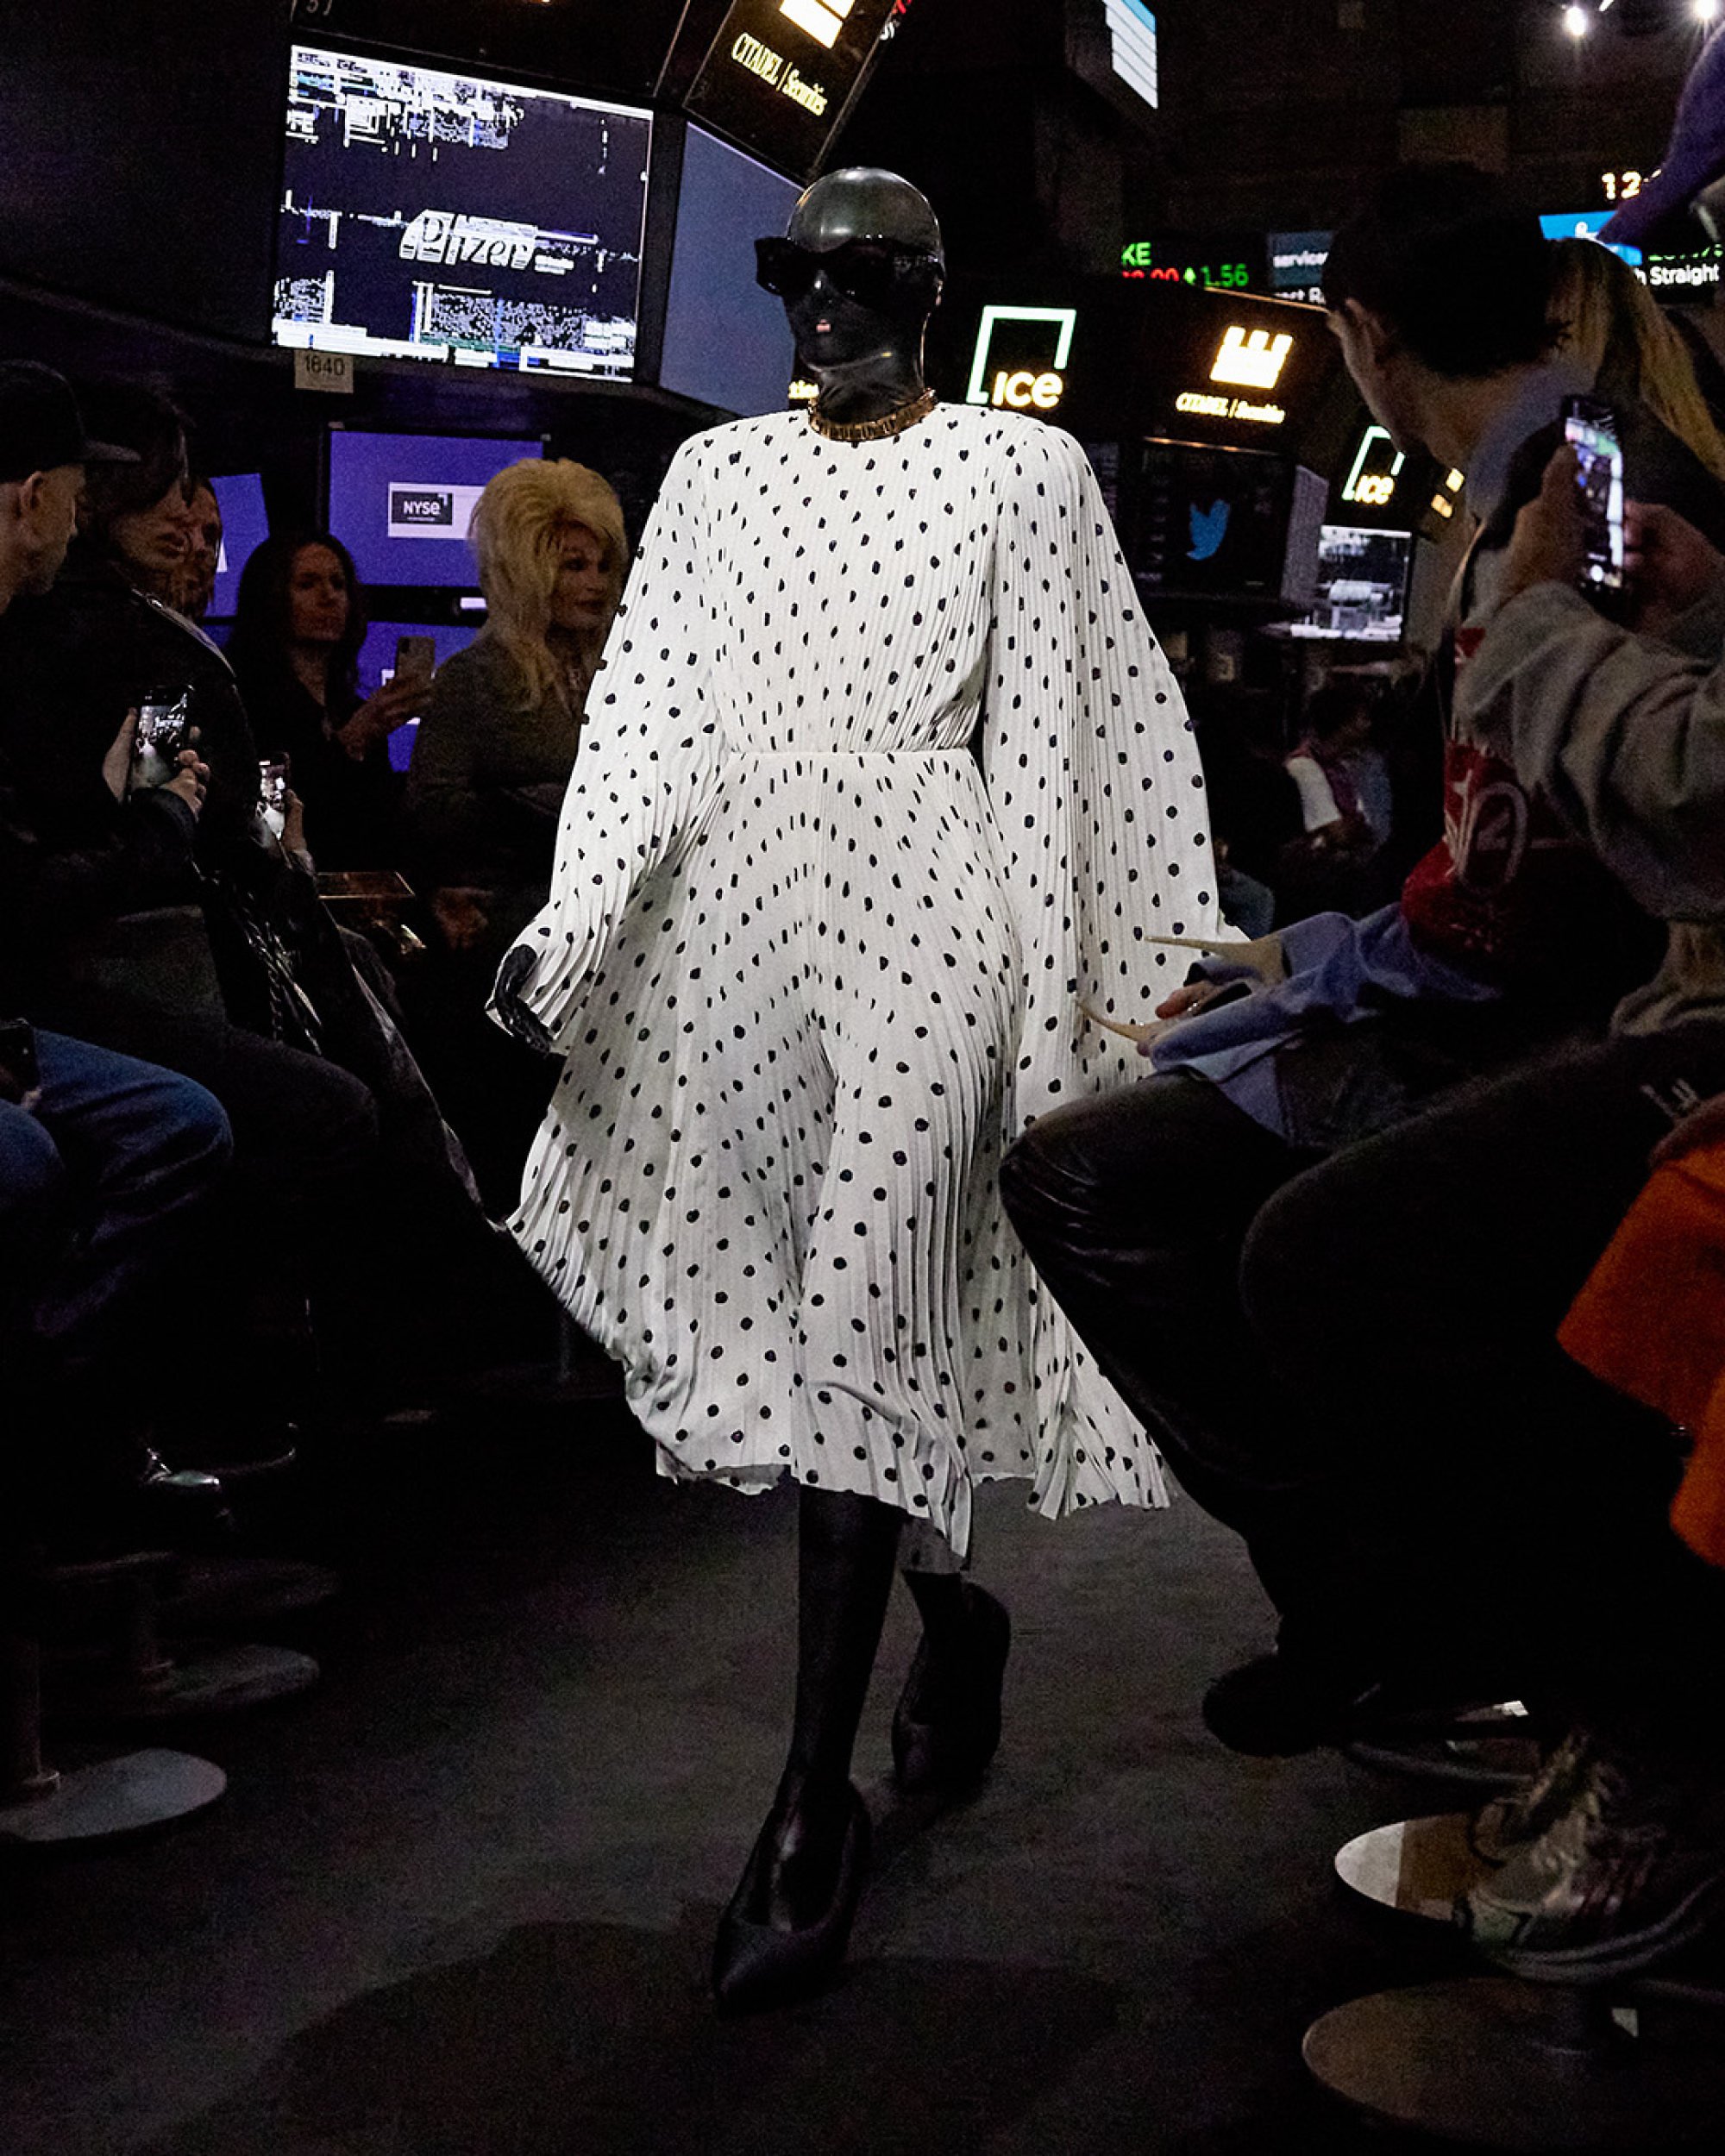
top-left (1469, 1724), bottom-right (1595, 1866)
top-left (1458, 1741), bottom-right (1725, 1981)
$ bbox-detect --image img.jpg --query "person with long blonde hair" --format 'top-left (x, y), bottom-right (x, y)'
top-left (405, 456), bottom-right (627, 1205)
top-left (1550, 234), bottom-right (1725, 485)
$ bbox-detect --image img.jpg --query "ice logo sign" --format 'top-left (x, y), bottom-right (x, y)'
top-left (1210, 327), bottom-right (1293, 392)
top-left (387, 482), bottom-right (486, 540)
top-left (1189, 499), bottom-right (1230, 562)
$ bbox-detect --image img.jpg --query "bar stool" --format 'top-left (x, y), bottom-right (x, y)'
top-left (43, 1547), bottom-right (319, 1724)
top-left (1, 1542), bottom-right (224, 1846)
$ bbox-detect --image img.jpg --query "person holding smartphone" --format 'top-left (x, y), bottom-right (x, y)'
top-left (227, 531), bottom-right (416, 870)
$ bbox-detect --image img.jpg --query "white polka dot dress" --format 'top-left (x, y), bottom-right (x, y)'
top-left (497, 403), bottom-right (1223, 1557)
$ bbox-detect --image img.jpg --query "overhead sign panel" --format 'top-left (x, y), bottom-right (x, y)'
top-left (684, 0), bottom-right (901, 179)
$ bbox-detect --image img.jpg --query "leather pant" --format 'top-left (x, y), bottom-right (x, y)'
top-left (1001, 1031), bottom-right (1725, 1703)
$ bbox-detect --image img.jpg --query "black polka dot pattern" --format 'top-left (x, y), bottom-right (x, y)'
top-left (495, 404), bottom-right (1223, 1555)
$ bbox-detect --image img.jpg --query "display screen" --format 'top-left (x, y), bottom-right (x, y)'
top-left (659, 125), bottom-right (800, 415)
top-left (207, 473), bottom-right (271, 619)
top-left (285, 1), bottom-right (689, 99)
top-left (327, 429), bottom-right (542, 588)
top-left (1132, 442), bottom-right (1297, 600)
top-left (273, 45), bottom-right (652, 378)
top-left (357, 618), bottom-right (482, 771)
top-left (1290, 524), bottom-right (1414, 642)
top-left (1645, 241), bottom-right (1722, 300)
top-left (1268, 229), bottom-right (1331, 303)
top-left (683, 0), bottom-right (900, 179)
top-left (1539, 210), bottom-right (1642, 270)
top-left (1103, 1), bottom-right (1158, 110)
top-left (1565, 400), bottom-right (1626, 594)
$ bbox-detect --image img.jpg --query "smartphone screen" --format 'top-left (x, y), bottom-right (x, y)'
top-left (258, 758), bottom-right (289, 838)
top-left (1563, 397), bottom-right (1626, 594)
top-left (129, 687), bottom-right (193, 793)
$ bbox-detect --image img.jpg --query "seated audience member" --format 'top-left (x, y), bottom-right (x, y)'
top-left (1284, 681), bottom-right (1389, 856)
top-left (166, 475), bottom-right (223, 624)
top-left (1, 1018), bottom-right (233, 1532)
top-left (406, 458), bottom-right (626, 970)
top-left (1241, 464), bottom-right (1725, 1976)
top-left (0, 367), bottom-right (511, 1421)
top-left (0, 380), bottom-right (260, 849)
top-left (1276, 679), bottom-right (1396, 919)
top-left (227, 532), bottom-right (417, 869)
top-left (404, 458), bottom-right (625, 1209)
top-left (999, 166), bottom-right (1725, 1763)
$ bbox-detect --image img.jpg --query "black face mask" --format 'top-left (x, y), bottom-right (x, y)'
top-left (754, 237), bottom-right (940, 313)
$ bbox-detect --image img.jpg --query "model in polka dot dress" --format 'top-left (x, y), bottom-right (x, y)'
top-left (493, 171), bottom-right (1226, 2009)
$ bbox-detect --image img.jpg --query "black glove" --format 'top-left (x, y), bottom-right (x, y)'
top-left (492, 945), bottom-right (555, 1055)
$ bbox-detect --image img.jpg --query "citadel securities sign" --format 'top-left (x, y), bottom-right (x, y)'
top-left (686, 0), bottom-right (903, 179)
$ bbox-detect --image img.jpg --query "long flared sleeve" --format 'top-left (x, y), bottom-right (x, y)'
top-left (977, 422), bottom-right (1226, 1129)
top-left (491, 438), bottom-right (724, 1050)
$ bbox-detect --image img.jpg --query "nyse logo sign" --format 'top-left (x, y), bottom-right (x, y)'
top-left (387, 481), bottom-right (486, 542)
top-left (1210, 326), bottom-right (1293, 392)
top-left (965, 305), bottom-right (1078, 414)
top-left (390, 488), bottom-right (455, 531)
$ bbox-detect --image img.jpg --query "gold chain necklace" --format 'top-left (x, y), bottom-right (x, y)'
top-left (807, 386), bottom-right (938, 443)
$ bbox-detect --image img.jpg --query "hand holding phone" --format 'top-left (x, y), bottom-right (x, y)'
top-left (1562, 395), bottom-right (1626, 596)
top-left (129, 686), bottom-right (195, 793)
top-left (392, 635), bottom-right (436, 694)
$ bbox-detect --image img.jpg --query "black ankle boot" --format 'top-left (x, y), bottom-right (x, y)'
top-left (891, 1582), bottom-right (1011, 1798)
top-left (712, 1783), bottom-right (869, 2015)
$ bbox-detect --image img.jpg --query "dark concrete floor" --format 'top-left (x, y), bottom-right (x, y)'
top-left (1, 1409), bottom-right (1527, 2154)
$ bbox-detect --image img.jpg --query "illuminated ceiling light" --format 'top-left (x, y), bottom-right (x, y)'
top-left (1697, 0), bottom-right (1721, 24)
top-left (1562, 3), bottom-right (1590, 34)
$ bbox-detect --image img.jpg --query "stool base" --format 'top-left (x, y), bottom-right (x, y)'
top-left (52, 1642), bottom-right (319, 1723)
top-left (0, 1748), bottom-right (225, 1845)
top-left (1304, 1977), bottom-right (1725, 2148)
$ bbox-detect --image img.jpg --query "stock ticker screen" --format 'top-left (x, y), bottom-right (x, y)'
top-left (273, 46), bottom-right (652, 379)
top-left (284, 1), bottom-right (689, 99)
top-left (683, 0), bottom-right (903, 179)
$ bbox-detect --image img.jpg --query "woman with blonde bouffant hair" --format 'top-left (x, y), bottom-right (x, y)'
top-left (405, 456), bottom-right (627, 1205)
top-left (1549, 235), bottom-right (1725, 485)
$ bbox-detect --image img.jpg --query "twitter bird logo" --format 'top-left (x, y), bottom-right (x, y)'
top-left (1189, 499), bottom-right (1231, 561)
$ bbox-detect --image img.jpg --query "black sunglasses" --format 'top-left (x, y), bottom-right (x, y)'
top-left (754, 236), bottom-right (940, 310)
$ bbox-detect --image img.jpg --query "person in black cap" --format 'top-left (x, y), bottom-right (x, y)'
top-left (0, 360), bottom-right (235, 1534)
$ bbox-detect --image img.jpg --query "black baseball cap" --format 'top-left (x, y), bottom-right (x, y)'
top-left (0, 360), bottom-right (137, 484)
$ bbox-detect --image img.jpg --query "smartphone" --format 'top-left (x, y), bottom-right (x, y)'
top-left (129, 686), bottom-right (194, 793)
top-left (258, 758), bottom-right (289, 839)
top-left (392, 634), bottom-right (436, 692)
top-left (1562, 395), bottom-right (1626, 596)
top-left (0, 1016), bottom-right (40, 1099)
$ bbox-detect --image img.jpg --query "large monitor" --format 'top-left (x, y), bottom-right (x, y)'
top-left (659, 125), bottom-right (800, 416)
top-left (1289, 523), bottom-right (1414, 642)
top-left (284, 1), bottom-right (689, 101)
top-left (327, 429), bottom-right (542, 588)
top-left (273, 45), bottom-right (652, 379)
top-left (207, 473), bottom-right (271, 619)
top-left (1131, 442), bottom-right (1328, 605)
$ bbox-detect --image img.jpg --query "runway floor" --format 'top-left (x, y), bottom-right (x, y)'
top-left (3, 1401), bottom-right (1507, 2154)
